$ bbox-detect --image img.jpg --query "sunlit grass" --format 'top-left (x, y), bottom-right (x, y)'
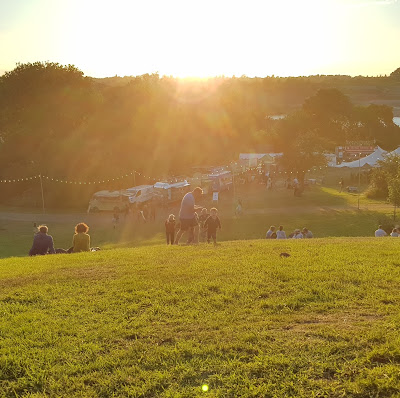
top-left (1, 239), bottom-right (400, 396)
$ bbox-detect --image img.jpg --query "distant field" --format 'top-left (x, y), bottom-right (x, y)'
top-left (1, 239), bottom-right (400, 397)
top-left (0, 182), bottom-right (397, 259)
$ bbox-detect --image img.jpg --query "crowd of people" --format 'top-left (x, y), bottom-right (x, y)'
top-left (29, 223), bottom-right (99, 256)
top-left (265, 225), bottom-right (313, 239)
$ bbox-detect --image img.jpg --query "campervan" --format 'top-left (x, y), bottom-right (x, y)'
top-left (88, 185), bottom-right (154, 212)
top-left (154, 181), bottom-right (191, 204)
top-left (87, 190), bottom-right (130, 212)
top-left (126, 185), bottom-right (154, 205)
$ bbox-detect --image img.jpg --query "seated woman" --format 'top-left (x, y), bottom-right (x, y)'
top-left (29, 225), bottom-right (55, 256)
top-left (72, 223), bottom-right (90, 253)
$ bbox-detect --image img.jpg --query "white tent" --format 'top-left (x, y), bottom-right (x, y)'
top-left (384, 146), bottom-right (400, 157)
top-left (334, 147), bottom-right (386, 168)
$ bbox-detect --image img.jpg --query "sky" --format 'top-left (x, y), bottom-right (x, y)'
top-left (0, 0), bottom-right (399, 78)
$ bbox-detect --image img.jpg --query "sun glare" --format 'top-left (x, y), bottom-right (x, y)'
top-left (22, 0), bottom-right (394, 79)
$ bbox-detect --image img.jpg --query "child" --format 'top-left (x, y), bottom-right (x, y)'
top-left (187, 211), bottom-right (199, 244)
top-left (165, 214), bottom-right (176, 245)
top-left (204, 207), bottom-right (221, 245)
top-left (198, 208), bottom-right (209, 242)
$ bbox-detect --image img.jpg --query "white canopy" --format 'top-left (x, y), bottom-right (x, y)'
top-left (334, 147), bottom-right (386, 168)
top-left (384, 146), bottom-right (400, 157)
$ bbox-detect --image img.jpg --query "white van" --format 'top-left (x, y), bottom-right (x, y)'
top-left (88, 190), bottom-right (130, 212)
top-left (126, 185), bottom-right (154, 205)
top-left (154, 181), bottom-right (190, 204)
top-left (87, 185), bottom-right (154, 212)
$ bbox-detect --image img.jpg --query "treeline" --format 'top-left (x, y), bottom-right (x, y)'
top-left (0, 62), bottom-right (400, 208)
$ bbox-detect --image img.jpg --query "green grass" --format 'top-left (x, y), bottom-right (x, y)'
top-left (1, 239), bottom-right (400, 397)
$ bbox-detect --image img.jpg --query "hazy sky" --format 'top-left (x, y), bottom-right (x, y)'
top-left (1, 0), bottom-right (399, 78)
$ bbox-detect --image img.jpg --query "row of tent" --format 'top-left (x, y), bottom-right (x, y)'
top-left (329, 146), bottom-right (400, 168)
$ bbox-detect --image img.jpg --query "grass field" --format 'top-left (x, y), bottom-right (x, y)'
top-left (1, 239), bottom-right (400, 397)
top-left (0, 182), bottom-right (397, 259)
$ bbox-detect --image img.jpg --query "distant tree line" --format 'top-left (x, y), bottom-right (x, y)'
top-left (0, 62), bottom-right (399, 208)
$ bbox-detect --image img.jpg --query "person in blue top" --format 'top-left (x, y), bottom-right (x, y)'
top-left (29, 225), bottom-right (55, 256)
top-left (175, 187), bottom-right (203, 244)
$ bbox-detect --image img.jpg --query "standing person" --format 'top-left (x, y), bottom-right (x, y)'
top-left (235, 199), bottom-right (243, 217)
top-left (29, 225), bottom-right (55, 256)
top-left (165, 214), bottom-right (176, 245)
top-left (72, 223), bottom-right (91, 253)
top-left (112, 211), bottom-right (119, 229)
top-left (266, 226), bottom-right (277, 239)
top-left (276, 225), bottom-right (286, 239)
top-left (267, 176), bottom-right (273, 190)
top-left (293, 177), bottom-right (300, 196)
top-left (375, 225), bottom-right (387, 237)
top-left (204, 207), bottom-right (221, 245)
top-left (175, 187), bottom-right (203, 244)
top-left (339, 177), bottom-right (344, 193)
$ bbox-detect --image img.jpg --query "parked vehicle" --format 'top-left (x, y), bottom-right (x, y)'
top-left (154, 181), bottom-right (191, 204)
top-left (87, 190), bottom-right (130, 212)
top-left (126, 185), bottom-right (154, 205)
top-left (88, 185), bottom-right (154, 212)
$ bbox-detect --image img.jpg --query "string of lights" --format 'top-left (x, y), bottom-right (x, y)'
top-left (0, 171), bottom-right (156, 184)
top-left (0, 165), bottom-right (331, 184)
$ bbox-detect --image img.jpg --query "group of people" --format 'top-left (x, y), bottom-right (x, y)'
top-left (29, 222), bottom-right (97, 256)
top-left (164, 187), bottom-right (222, 245)
top-left (375, 225), bottom-right (400, 237)
top-left (266, 225), bottom-right (313, 239)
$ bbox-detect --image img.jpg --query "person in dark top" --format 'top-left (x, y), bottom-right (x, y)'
top-left (29, 225), bottom-right (55, 256)
top-left (165, 214), bottom-right (176, 245)
top-left (204, 207), bottom-right (221, 245)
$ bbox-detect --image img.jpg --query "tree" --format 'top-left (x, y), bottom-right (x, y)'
top-left (388, 178), bottom-right (400, 220)
top-left (274, 110), bottom-right (328, 189)
top-left (390, 67), bottom-right (400, 80)
top-left (367, 154), bottom-right (400, 200)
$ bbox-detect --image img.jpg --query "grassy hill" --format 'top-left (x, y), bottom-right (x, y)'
top-left (1, 239), bottom-right (400, 397)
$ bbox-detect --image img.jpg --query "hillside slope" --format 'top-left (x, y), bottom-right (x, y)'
top-left (1, 239), bottom-right (400, 397)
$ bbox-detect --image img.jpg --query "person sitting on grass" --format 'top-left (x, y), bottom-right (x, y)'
top-left (266, 226), bottom-right (277, 239)
top-left (72, 222), bottom-right (91, 253)
top-left (29, 225), bottom-right (55, 256)
top-left (375, 225), bottom-right (387, 237)
top-left (204, 207), bottom-right (221, 245)
top-left (302, 227), bottom-right (313, 238)
top-left (292, 229), bottom-right (303, 239)
top-left (276, 225), bottom-right (286, 239)
top-left (390, 228), bottom-right (399, 237)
